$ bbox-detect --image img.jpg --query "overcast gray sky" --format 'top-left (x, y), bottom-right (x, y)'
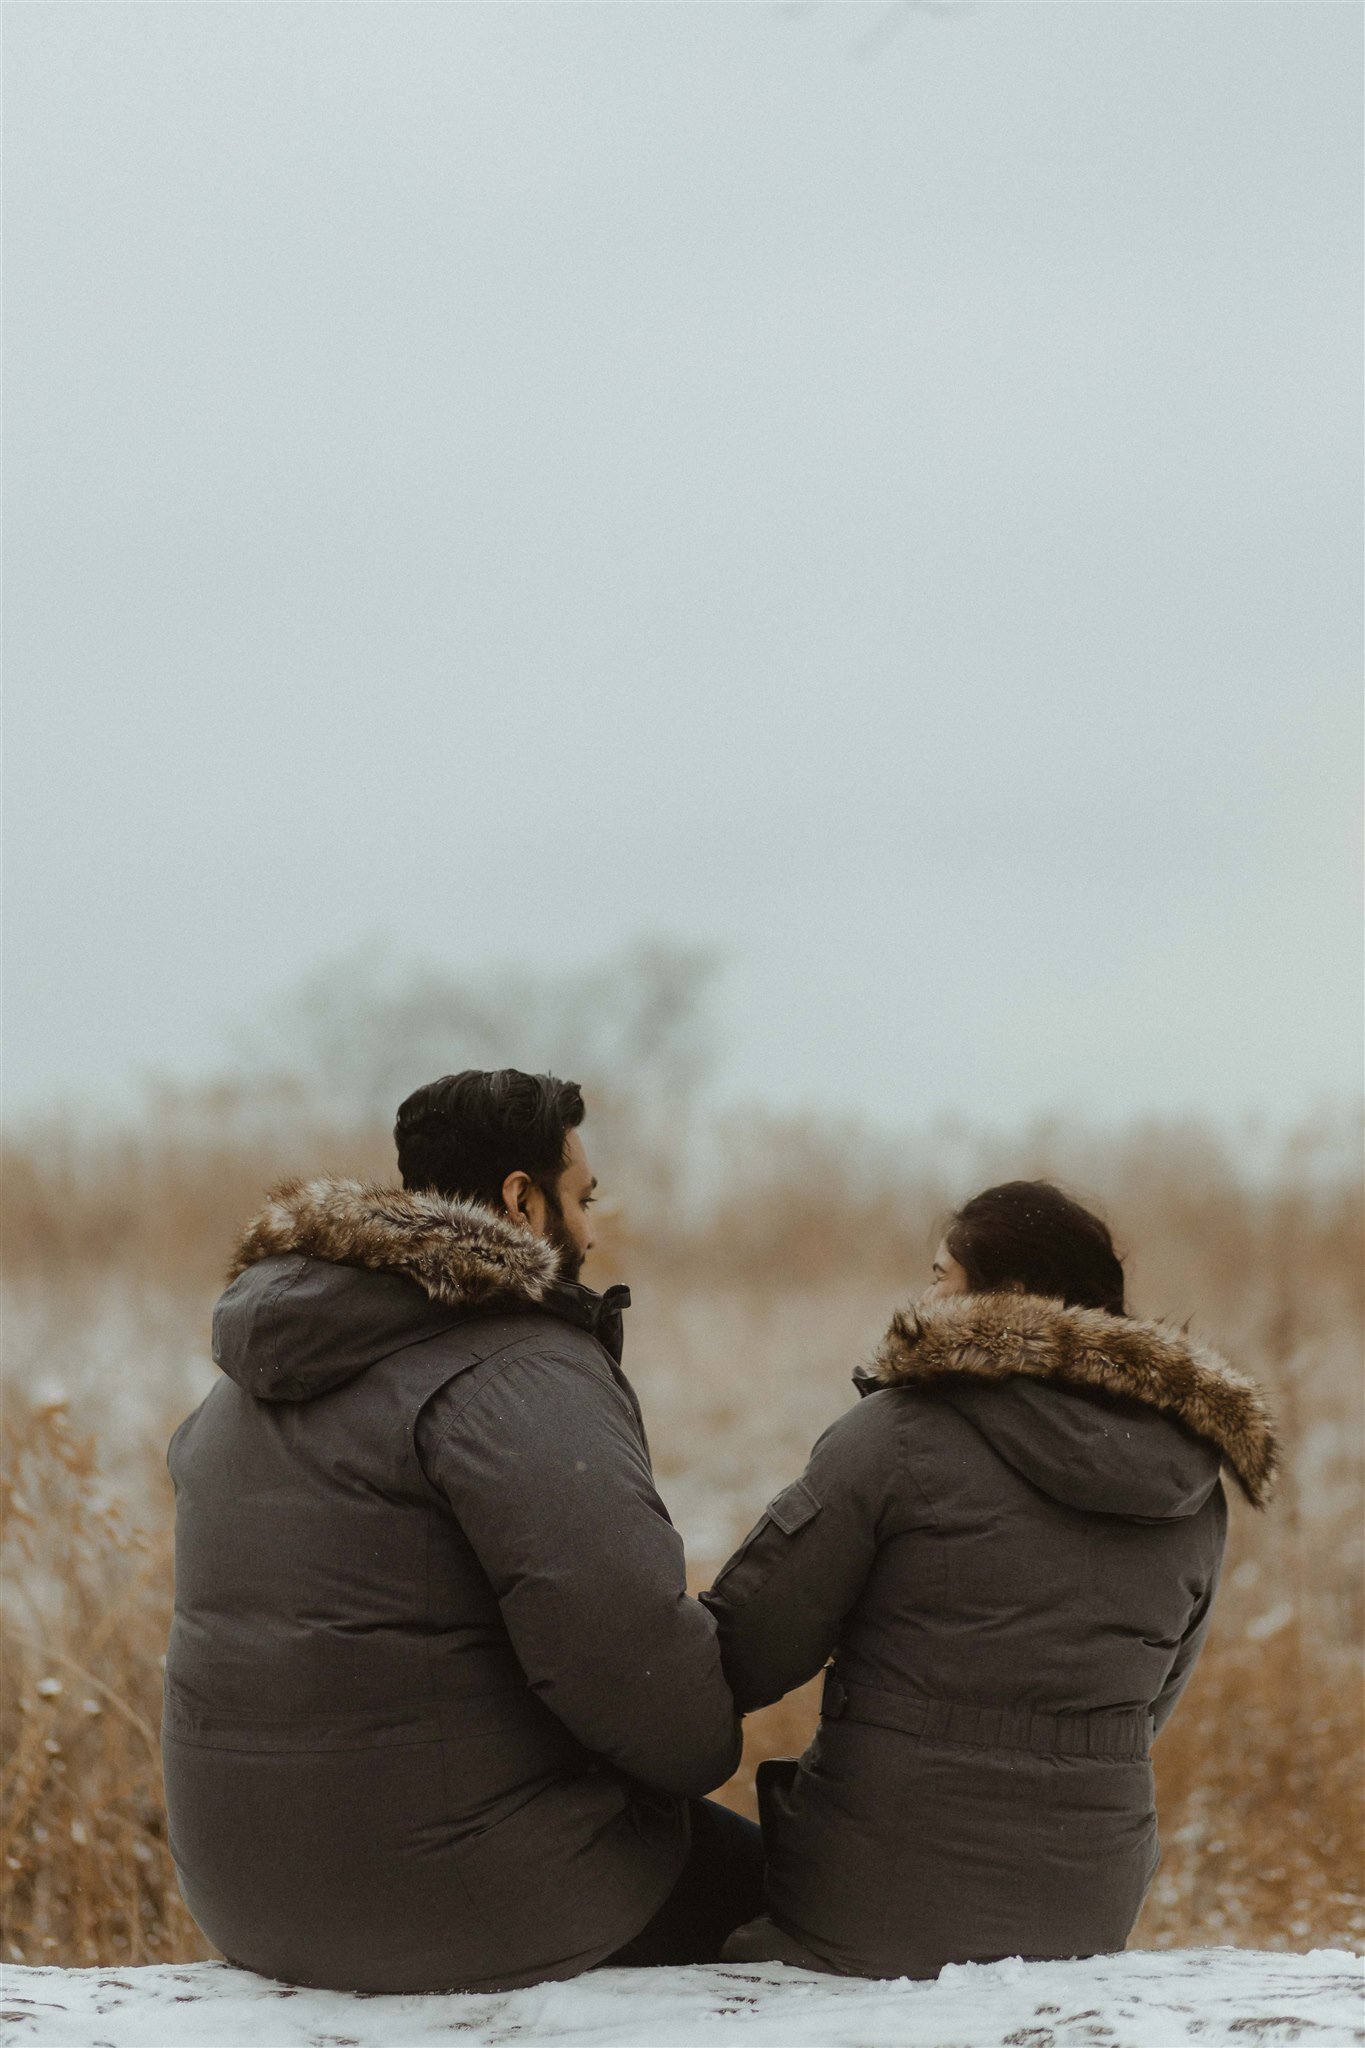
top-left (5, 2), bottom-right (1361, 1133)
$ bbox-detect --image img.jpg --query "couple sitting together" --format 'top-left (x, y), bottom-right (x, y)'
top-left (163, 1068), bottom-right (1277, 1992)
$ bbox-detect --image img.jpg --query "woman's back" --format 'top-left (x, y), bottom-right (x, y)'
top-left (844, 1376), bottom-right (1224, 1719)
top-left (705, 1292), bottom-right (1272, 1979)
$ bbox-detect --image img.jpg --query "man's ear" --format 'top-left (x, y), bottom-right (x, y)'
top-left (501, 1169), bottom-right (534, 1225)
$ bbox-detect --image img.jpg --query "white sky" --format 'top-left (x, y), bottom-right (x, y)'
top-left (5, 2), bottom-right (1361, 1132)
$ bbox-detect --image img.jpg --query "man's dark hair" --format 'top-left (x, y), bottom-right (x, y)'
top-left (945, 1180), bottom-right (1127, 1315)
top-left (394, 1069), bottom-right (585, 1212)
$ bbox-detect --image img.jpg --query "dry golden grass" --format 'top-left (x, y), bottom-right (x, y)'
top-left (1, 1400), bottom-right (213, 1966)
top-left (2, 1106), bottom-right (1361, 1966)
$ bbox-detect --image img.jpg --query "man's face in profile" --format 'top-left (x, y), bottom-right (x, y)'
top-left (537, 1126), bottom-right (597, 1284)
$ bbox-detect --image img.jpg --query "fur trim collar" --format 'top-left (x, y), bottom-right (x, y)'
top-left (227, 1176), bottom-right (561, 1309)
top-left (869, 1293), bottom-right (1278, 1509)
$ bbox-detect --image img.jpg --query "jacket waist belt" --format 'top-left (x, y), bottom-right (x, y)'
top-left (821, 1670), bottom-right (1153, 1759)
top-left (161, 1678), bottom-right (589, 1759)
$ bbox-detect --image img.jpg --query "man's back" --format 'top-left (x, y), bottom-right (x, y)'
top-left (163, 1183), bottom-right (740, 1992)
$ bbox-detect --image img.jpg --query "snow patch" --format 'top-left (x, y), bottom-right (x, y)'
top-left (2, 1947), bottom-right (1360, 2048)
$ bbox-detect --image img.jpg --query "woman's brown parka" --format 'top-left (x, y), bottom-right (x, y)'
top-left (704, 1293), bottom-right (1277, 1980)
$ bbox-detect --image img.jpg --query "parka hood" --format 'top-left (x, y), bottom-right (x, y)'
top-left (860, 1292), bottom-right (1277, 1514)
top-left (212, 1176), bottom-right (627, 1402)
top-left (228, 1176), bottom-right (562, 1304)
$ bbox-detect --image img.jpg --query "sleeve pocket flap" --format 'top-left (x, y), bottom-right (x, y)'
top-left (767, 1479), bottom-right (821, 1536)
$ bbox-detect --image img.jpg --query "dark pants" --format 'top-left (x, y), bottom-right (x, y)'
top-left (600, 1798), bottom-right (765, 1968)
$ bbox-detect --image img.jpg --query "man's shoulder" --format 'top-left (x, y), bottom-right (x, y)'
top-left (452, 1305), bottom-right (612, 1371)
top-left (412, 1306), bottom-right (617, 1413)
top-left (413, 1311), bottom-right (638, 1474)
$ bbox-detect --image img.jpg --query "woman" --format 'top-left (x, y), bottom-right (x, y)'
top-left (704, 1181), bottom-right (1277, 1979)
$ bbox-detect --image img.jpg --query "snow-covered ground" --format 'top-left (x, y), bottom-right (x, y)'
top-left (4, 1949), bottom-right (1360, 2048)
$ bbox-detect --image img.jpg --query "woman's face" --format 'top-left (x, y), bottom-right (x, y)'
top-left (921, 1237), bottom-right (971, 1304)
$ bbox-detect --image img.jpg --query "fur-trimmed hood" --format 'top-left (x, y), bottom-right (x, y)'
top-left (863, 1293), bottom-right (1277, 1511)
top-left (228, 1176), bottom-right (562, 1305)
top-left (213, 1177), bottom-right (624, 1404)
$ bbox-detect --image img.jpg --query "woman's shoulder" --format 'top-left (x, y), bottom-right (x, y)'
top-left (807, 1380), bottom-right (966, 1483)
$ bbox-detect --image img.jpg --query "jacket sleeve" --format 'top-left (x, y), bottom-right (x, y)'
top-left (702, 1392), bottom-right (916, 1714)
top-left (1152, 1486), bottom-right (1227, 1738)
top-left (418, 1340), bottom-right (741, 1798)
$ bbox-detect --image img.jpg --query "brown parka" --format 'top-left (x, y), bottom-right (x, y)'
top-left (704, 1293), bottom-right (1277, 1980)
top-left (163, 1179), bottom-right (740, 1994)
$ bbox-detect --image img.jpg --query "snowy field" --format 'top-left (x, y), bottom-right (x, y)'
top-left (4, 1950), bottom-right (1361, 2048)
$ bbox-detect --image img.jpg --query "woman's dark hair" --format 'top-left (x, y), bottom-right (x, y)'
top-left (944, 1180), bottom-right (1127, 1315)
top-left (394, 1069), bottom-right (585, 1212)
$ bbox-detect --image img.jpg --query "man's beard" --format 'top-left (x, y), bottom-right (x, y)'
top-left (541, 1195), bottom-right (585, 1284)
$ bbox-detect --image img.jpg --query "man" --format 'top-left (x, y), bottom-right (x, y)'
top-left (163, 1070), bottom-right (757, 1993)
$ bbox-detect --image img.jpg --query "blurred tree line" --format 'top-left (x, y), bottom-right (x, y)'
top-left (3, 940), bottom-right (1360, 1329)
